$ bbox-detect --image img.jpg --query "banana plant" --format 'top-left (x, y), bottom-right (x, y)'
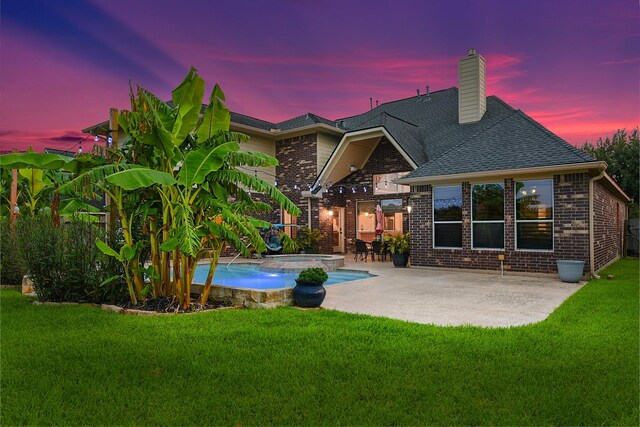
top-left (0, 67), bottom-right (301, 308)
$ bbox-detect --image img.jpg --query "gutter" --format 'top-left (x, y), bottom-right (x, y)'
top-left (396, 161), bottom-right (607, 186)
top-left (589, 167), bottom-right (606, 279)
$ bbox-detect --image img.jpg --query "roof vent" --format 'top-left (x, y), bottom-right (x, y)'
top-left (416, 89), bottom-right (421, 101)
top-left (425, 85), bottom-right (431, 101)
top-left (468, 48), bottom-right (476, 56)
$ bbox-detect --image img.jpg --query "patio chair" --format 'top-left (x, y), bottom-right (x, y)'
top-left (371, 240), bottom-right (384, 262)
top-left (354, 239), bottom-right (369, 262)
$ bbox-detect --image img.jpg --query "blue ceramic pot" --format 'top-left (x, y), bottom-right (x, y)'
top-left (556, 260), bottom-right (585, 283)
top-left (293, 279), bottom-right (326, 307)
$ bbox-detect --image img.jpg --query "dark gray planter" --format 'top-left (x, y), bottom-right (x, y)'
top-left (392, 253), bottom-right (409, 268)
top-left (556, 260), bottom-right (585, 283)
top-left (292, 279), bottom-right (326, 307)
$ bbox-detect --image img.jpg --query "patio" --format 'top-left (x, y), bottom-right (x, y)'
top-left (324, 257), bottom-right (584, 327)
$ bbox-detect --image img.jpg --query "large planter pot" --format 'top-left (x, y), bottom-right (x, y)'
top-left (292, 279), bottom-right (326, 307)
top-left (392, 253), bottom-right (409, 268)
top-left (556, 260), bottom-right (585, 283)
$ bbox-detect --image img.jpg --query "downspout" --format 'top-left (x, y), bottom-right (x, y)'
top-left (307, 198), bottom-right (312, 228)
top-left (589, 168), bottom-right (606, 279)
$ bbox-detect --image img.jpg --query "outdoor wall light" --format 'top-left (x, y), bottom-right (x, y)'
top-left (328, 210), bottom-right (334, 216)
top-left (407, 206), bottom-right (413, 214)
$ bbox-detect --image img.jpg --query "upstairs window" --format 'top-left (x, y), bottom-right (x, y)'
top-left (515, 179), bottom-right (553, 251)
top-left (472, 183), bottom-right (504, 249)
top-left (433, 186), bottom-right (462, 248)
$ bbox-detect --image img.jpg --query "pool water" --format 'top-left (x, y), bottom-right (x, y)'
top-left (192, 264), bottom-right (372, 290)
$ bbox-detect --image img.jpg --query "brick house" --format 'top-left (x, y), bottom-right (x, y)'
top-left (85, 49), bottom-right (630, 276)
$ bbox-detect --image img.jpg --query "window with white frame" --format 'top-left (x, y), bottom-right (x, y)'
top-left (515, 179), bottom-right (553, 250)
top-left (433, 186), bottom-right (462, 248)
top-left (472, 183), bottom-right (504, 249)
top-left (373, 172), bottom-right (410, 195)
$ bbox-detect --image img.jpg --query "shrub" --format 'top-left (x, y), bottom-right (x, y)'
top-left (294, 227), bottom-right (323, 253)
top-left (296, 267), bottom-right (328, 284)
top-left (0, 218), bottom-right (27, 285)
top-left (281, 233), bottom-right (299, 254)
top-left (384, 232), bottom-right (410, 255)
top-left (17, 212), bottom-right (128, 303)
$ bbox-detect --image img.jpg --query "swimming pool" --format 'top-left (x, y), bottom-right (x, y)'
top-left (192, 263), bottom-right (372, 290)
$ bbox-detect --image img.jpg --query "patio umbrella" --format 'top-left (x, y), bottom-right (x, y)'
top-left (375, 204), bottom-right (384, 235)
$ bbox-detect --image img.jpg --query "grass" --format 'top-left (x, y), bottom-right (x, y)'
top-left (1, 259), bottom-right (638, 425)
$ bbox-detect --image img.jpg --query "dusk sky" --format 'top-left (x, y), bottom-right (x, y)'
top-left (1, 0), bottom-right (638, 153)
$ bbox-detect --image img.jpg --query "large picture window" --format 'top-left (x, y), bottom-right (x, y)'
top-left (433, 186), bottom-right (462, 248)
top-left (356, 199), bottom-right (404, 241)
top-left (515, 179), bottom-right (553, 250)
top-left (472, 183), bottom-right (504, 249)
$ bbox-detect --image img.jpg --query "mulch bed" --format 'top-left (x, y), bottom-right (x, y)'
top-left (120, 296), bottom-right (232, 313)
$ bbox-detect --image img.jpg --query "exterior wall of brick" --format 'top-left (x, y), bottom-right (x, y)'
top-left (409, 173), bottom-right (593, 274)
top-left (275, 133), bottom-right (318, 229)
top-left (319, 137), bottom-right (414, 254)
top-left (593, 179), bottom-right (626, 270)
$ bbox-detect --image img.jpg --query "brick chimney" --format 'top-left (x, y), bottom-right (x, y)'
top-left (458, 49), bottom-right (486, 124)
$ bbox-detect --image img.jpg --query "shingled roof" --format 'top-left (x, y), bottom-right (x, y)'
top-left (402, 109), bottom-right (597, 179)
top-left (336, 88), bottom-right (516, 166)
top-left (276, 112), bottom-right (336, 130)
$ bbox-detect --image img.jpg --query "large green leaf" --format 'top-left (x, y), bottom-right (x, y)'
top-left (58, 163), bottom-right (139, 196)
top-left (60, 199), bottom-right (101, 215)
top-left (0, 153), bottom-right (71, 170)
top-left (178, 141), bottom-right (239, 187)
top-left (63, 156), bottom-right (106, 174)
top-left (209, 169), bottom-right (301, 217)
top-left (19, 168), bottom-right (47, 197)
top-left (106, 168), bottom-right (177, 190)
top-left (95, 238), bottom-right (122, 261)
top-left (196, 84), bottom-right (230, 142)
top-left (171, 67), bottom-right (205, 145)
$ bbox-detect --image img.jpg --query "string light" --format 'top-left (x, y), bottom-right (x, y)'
top-left (107, 135), bottom-right (113, 147)
top-left (94, 135), bottom-right (99, 142)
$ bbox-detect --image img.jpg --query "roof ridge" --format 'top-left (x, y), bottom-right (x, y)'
top-left (419, 110), bottom-right (520, 166)
top-left (486, 95), bottom-right (514, 111)
top-left (514, 110), bottom-right (595, 162)
top-left (380, 112), bottom-right (419, 127)
top-left (336, 87), bottom-right (457, 121)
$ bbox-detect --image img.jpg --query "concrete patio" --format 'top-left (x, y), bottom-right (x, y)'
top-left (324, 257), bottom-right (585, 327)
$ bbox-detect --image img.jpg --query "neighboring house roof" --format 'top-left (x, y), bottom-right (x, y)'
top-left (43, 148), bottom-right (76, 157)
top-left (402, 110), bottom-right (597, 180)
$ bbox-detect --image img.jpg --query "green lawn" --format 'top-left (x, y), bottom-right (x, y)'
top-left (1, 259), bottom-right (638, 426)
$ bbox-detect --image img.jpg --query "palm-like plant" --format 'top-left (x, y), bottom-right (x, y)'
top-left (1, 68), bottom-right (300, 307)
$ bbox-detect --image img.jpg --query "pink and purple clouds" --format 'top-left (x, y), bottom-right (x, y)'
top-left (1, 0), bottom-right (637, 152)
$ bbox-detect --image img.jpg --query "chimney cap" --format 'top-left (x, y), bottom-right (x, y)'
top-left (468, 48), bottom-right (477, 56)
